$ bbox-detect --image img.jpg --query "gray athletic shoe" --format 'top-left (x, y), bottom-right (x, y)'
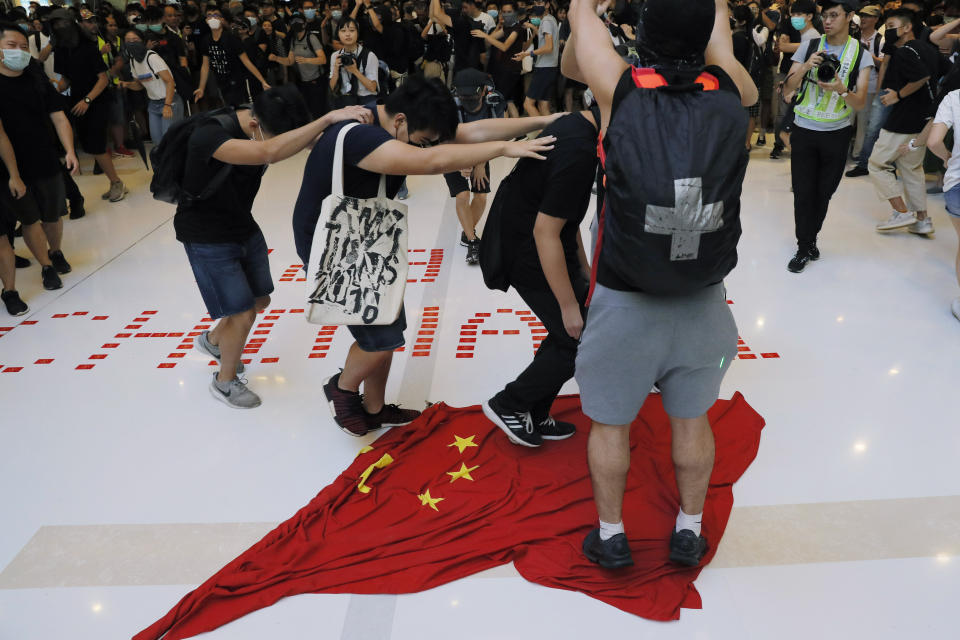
top-left (209, 372), bottom-right (261, 409)
top-left (108, 180), bottom-right (128, 203)
top-left (195, 330), bottom-right (245, 374)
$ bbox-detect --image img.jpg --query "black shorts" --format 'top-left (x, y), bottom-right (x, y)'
top-left (443, 162), bottom-right (491, 197)
top-left (494, 71), bottom-right (524, 103)
top-left (0, 173), bottom-right (66, 226)
top-left (526, 66), bottom-right (558, 101)
top-left (73, 100), bottom-right (110, 156)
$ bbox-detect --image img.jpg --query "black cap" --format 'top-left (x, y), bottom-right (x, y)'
top-left (48, 8), bottom-right (75, 22)
top-left (453, 68), bottom-right (490, 92)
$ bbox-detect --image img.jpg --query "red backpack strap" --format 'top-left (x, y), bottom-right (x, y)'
top-left (696, 72), bottom-right (720, 91)
top-left (631, 67), bottom-right (668, 89)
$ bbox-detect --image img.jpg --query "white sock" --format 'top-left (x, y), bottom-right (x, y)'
top-left (598, 519), bottom-right (624, 541)
top-left (675, 509), bottom-right (702, 536)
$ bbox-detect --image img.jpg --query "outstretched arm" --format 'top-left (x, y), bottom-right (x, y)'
top-left (704, 0), bottom-right (758, 106)
top-left (454, 113), bottom-right (563, 143)
top-left (357, 136), bottom-right (556, 176)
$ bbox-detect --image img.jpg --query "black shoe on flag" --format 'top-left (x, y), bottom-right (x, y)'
top-left (366, 404), bottom-right (421, 430)
top-left (483, 397), bottom-right (542, 447)
top-left (669, 529), bottom-right (708, 567)
top-left (324, 372), bottom-right (369, 437)
top-left (537, 416), bottom-right (576, 440)
top-left (582, 529), bottom-right (634, 569)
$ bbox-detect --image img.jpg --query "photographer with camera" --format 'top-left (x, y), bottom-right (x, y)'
top-left (868, 8), bottom-right (939, 235)
top-left (782, 0), bottom-right (873, 273)
top-left (329, 16), bottom-right (379, 108)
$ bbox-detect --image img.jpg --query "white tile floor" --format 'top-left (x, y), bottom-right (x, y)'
top-left (0, 141), bottom-right (957, 639)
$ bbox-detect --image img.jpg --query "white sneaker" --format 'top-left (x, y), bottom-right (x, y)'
top-left (907, 217), bottom-right (935, 235)
top-left (876, 211), bottom-right (918, 231)
top-left (952, 298), bottom-right (960, 322)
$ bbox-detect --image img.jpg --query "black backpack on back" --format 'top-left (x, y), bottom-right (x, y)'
top-left (149, 107), bottom-right (241, 204)
top-left (595, 67), bottom-right (748, 297)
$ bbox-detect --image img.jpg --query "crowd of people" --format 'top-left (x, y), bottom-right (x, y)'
top-left (0, 0), bottom-right (958, 573)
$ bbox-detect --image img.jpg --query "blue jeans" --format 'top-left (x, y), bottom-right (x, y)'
top-left (856, 94), bottom-right (891, 169)
top-left (147, 96), bottom-right (184, 145)
top-left (944, 183), bottom-right (960, 218)
top-left (183, 230), bottom-right (274, 320)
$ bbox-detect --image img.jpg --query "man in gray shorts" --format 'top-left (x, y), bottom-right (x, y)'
top-left (564, 0), bottom-right (756, 569)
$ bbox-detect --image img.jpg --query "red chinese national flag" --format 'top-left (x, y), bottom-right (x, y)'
top-left (134, 393), bottom-right (765, 640)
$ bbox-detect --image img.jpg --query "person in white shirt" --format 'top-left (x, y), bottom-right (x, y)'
top-left (923, 89), bottom-right (960, 322)
top-left (120, 29), bottom-right (184, 144)
top-left (329, 17), bottom-right (379, 108)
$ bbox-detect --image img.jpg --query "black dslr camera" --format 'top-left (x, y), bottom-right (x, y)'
top-left (816, 53), bottom-right (842, 82)
top-left (340, 52), bottom-right (356, 67)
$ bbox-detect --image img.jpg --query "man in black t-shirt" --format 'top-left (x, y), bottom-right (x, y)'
top-left (193, 6), bottom-right (270, 107)
top-left (292, 76), bottom-right (560, 438)
top-left (564, 0), bottom-right (757, 571)
top-left (177, 87), bottom-right (371, 410)
top-left (481, 109), bottom-right (599, 448)
top-left (869, 8), bottom-right (939, 235)
top-left (50, 9), bottom-right (127, 202)
top-left (0, 24), bottom-right (80, 300)
top-left (431, 0), bottom-right (486, 72)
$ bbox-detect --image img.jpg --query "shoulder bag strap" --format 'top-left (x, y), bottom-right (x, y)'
top-left (332, 122), bottom-right (361, 198)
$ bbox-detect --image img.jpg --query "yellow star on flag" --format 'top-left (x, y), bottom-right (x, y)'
top-left (448, 434), bottom-right (479, 454)
top-left (418, 489), bottom-right (444, 512)
top-left (447, 463), bottom-right (479, 483)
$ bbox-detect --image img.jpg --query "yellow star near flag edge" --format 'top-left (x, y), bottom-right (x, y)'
top-left (418, 489), bottom-right (445, 512)
top-left (448, 434), bottom-right (479, 454)
top-left (447, 462), bottom-right (479, 483)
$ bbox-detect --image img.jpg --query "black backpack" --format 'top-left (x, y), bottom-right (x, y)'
top-left (479, 170), bottom-right (518, 292)
top-left (149, 107), bottom-right (242, 204)
top-left (594, 67), bottom-right (748, 297)
top-left (424, 28), bottom-right (453, 63)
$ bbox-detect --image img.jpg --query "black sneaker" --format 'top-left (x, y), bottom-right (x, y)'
top-left (483, 396), bottom-right (542, 447)
top-left (537, 416), bottom-right (576, 440)
top-left (323, 372), bottom-right (369, 436)
top-left (41, 265), bottom-right (62, 290)
top-left (669, 529), bottom-right (708, 567)
top-left (787, 248), bottom-right (813, 273)
top-left (466, 239), bottom-right (480, 265)
top-left (1, 290), bottom-right (28, 316)
top-left (365, 403), bottom-right (421, 430)
top-left (582, 529), bottom-right (634, 569)
top-left (769, 146), bottom-right (782, 160)
top-left (807, 244), bottom-right (820, 261)
top-left (756, 133), bottom-right (766, 146)
top-left (48, 250), bottom-right (71, 274)
top-left (14, 255), bottom-right (30, 269)
top-left (69, 196), bottom-right (85, 220)
top-left (845, 166), bottom-right (868, 178)
top-left (460, 229), bottom-right (478, 247)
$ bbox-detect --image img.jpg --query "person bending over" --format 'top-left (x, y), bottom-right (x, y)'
top-left (292, 75), bottom-right (561, 437)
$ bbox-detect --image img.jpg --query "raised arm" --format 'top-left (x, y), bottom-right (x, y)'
top-left (931, 17), bottom-right (960, 47)
top-left (356, 136), bottom-right (555, 175)
top-left (704, 0), bottom-right (758, 106)
top-left (430, 0), bottom-right (453, 29)
top-left (567, 0), bottom-right (628, 128)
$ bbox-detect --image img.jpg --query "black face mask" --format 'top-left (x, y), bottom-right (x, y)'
top-left (52, 22), bottom-right (80, 49)
top-left (125, 41), bottom-right (148, 61)
top-left (530, 5), bottom-right (545, 16)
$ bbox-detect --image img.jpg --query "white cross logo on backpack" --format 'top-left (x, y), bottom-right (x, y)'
top-left (644, 177), bottom-right (724, 261)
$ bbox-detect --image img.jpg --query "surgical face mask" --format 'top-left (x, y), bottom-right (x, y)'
top-left (530, 17), bottom-right (541, 26)
top-left (1, 48), bottom-right (31, 71)
top-left (247, 16), bottom-right (258, 26)
top-left (136, 23), bottom-right (148, 31)
top-left (207, 17), bottom-right (222, 29)
top-left (790, 16), bottom-right (806, 30)
top-left (502, 11), bottom-right (517, 25)
top-left (487, 9), bottom-right (498, 18)
top-left (332, 9), bottom-right (343, 20)
top-left (149, 24), bottom-right (164, 32)
top-left (304, 8), bottom-right (317, 19)
top-left (18, 23), bottom-right (29, 33)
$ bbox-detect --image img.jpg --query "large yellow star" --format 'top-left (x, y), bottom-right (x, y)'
top-left (447, 462), bottom-right (479, 483)
top-left (418, 489), bottom-right (444, 512)
top-left (448, 434), bottom-right (479, 454)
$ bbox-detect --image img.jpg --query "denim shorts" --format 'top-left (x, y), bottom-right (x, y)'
top-left (183, 230), bottom-right (274, 320)
top-left (944, 183), bottom-right (960, 218)
top-left (348, 305), bottom-right (407, 352)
